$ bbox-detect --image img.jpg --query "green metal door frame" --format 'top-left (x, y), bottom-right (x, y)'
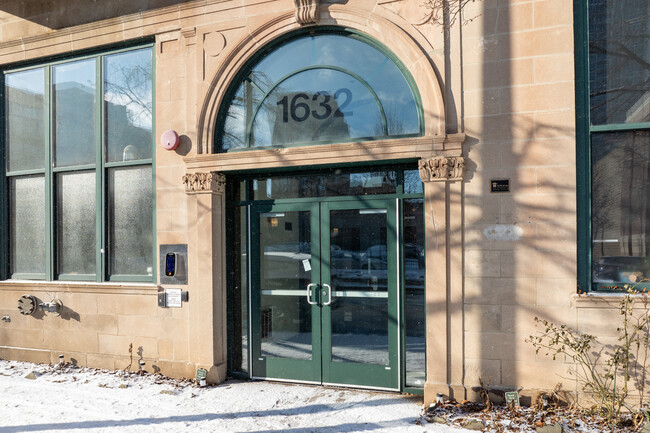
top-left (320, 198), bottom-right (399, 390)
top-left (250, 201), bottom-right (322, 383)
top-left (249, 197), bottom-right (400, 390)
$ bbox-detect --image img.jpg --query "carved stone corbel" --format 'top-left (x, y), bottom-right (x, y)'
top-left (294, 0), bottom-right (319, 25)
top-left (182, 172), bottom-right (226, 194)
top-left (418, 156), bottom-right (465, 182)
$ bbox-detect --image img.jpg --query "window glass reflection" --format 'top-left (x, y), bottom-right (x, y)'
top-left (5, 68), bottom-right (45, 172)
top-left (592, 131), bottom-right (650, 287)
top-left (404, 199), bottom-right (425, 387)
top-left (53, 59), bottom-right (96, 167)
top-left (589, 0), bottom-right (650, 125)
top-left (252, 170), bottom-right (397, 200)
top-left (105, 48), bottom-right (153, 162)
top-left (219, 32), bottom-right (420, 151)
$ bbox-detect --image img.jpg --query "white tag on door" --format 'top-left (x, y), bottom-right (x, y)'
top-left (302, 259), bottom-right (312, 271)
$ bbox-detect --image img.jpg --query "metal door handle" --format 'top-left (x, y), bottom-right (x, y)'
top-left (306, 283), bottom-right (318, 305)
top-left (322, 283), bottom-right (332, 306)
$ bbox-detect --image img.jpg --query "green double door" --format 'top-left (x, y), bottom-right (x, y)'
top-left (251, 198), bottom-right (399, 390)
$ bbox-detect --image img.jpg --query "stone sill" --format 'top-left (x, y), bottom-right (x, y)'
top-left (572, 292), bottom-right (650, 309)
top-left (0, 280), bottom-right (158, 296)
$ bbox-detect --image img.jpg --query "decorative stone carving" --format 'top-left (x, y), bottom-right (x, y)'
top-left (181, 27), bottom-right (197, 46)
top-left (294, 0), bottom-right (319, 25)
top-left (418, 156), bottom-right (465, 182)
top-left (204, 32), bottom-right (226, 57)
top-left (183, 172), bottom-right (226, 194)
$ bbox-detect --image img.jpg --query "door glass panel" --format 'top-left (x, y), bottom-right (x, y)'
top-left (259, 211), bottom-right (313, 360)
top-left (404, 199), bottom-right (425, 387)
top-left (329, 208), bottom-right (389, 365)
top-left (230, 206), bottom-right (249, 374)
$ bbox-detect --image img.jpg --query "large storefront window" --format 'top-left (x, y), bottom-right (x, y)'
top-left (215, 29), bottom-right (422, 151)
top-left (3, 46), bottom-right (154, 282)
top-left (579, 0), bottom-right (650, 290)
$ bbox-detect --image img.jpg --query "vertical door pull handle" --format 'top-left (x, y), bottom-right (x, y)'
top-left (322, 283), bottom-right (333, 306)
top-left (306, 283), bottom-right (318, 305)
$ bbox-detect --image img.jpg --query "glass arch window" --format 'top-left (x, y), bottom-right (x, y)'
top-left (216, 30), bottom-right (422, 151)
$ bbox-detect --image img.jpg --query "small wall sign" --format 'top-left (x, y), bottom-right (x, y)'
top-left (490, 179), bottom-right (510, 193)
top-left (196, 368), bottom-right (207, 387)
top-left (505, 391), bottom-right (520, 406)
top-left (165, 288), bottom-right (182, 308)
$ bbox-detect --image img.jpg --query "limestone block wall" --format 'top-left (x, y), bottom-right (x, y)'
top-left (460, 0), bottom-right (579, 396)
top-left (0, 283), bottom-right (197, 378)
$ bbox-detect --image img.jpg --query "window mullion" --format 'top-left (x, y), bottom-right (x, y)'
top-left (96, 56), bottom-right (105, 283)
top-left (45, 65), bottom-right (54, 281)
top-left (0, 74), bottom-right (6, 280)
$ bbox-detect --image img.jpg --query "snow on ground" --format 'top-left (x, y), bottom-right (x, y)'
top-left (0, 360), bottom-right (469, 433)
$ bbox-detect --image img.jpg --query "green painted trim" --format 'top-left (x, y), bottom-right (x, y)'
top-left (45, 65), bottom-right (54, 281)
top-left (97, 55), bottom-right (105, 282)
top-left (52, 164), bottom-right (96, 173)
top-left (249, 201), bottom-right (322, 382)
top-left (321, 198), bottom-right (399, 390)
top-left (104, 158), bottom-right (152, 168)
top-left (150, 44), bottom-right (157, 284)
top-left (590, 122), bottom-right (650, 133)
top-left (574, 0), bottom-right (591, 292)
top-left (2, 40), bottom-right (155, 75)
top-left (226, 131), bottom-right (421, 153)
top-left (214, 27), bottom-right (424, 152)
top-left (228, 160), bottom-right (420, 180)
top-left (9, 273), bottom-right (46, 280)
top-left (57, 273), bottom-right (97, 281)
top-left (5, 168), bottom-right (46, 177)
top-left (105, 275), bottom-right (154, 283)
top-left (0, 72), bottom-right (6, 280)
top-left (245, 65), bottom-right (388, 147)
top-left (398, 198), bottom-right (406, 390)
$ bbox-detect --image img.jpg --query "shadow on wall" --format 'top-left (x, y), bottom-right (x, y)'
top-left (0, 1), bottom-right (190, 30)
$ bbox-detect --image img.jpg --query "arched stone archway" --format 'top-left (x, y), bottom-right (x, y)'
top-left (194, 4), bottom-right (448, 156)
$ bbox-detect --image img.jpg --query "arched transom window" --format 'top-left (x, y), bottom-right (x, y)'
top-left (215, 29), bottom-right (422, 152)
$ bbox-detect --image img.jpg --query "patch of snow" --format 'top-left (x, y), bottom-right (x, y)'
top-left (0, 360), bottom-right (470, 433)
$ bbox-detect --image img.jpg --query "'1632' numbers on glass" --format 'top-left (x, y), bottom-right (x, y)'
top-left (277, 89), bottom-right (353, 123)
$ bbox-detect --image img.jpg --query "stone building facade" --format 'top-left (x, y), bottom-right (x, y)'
top-left (0, 0), bottom-right (646, 405)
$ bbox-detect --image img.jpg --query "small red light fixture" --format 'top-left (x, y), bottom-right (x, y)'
top-left (160, 130), bottom-right (180, 151)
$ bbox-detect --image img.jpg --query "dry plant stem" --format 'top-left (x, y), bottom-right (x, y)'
top-left (528, 284), bottom-right (650, 426)
top-left (478, 376), bottom-right (493, 412)
top-left (422, 0), bottom-right (480, 28)
top-left (125, 343), bottom-right (133, 372)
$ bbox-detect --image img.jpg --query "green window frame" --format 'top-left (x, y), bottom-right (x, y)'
top-left (215, 28), bottom-right (424, 152)
top-left (1, 44), bottom-right (156, 283)
top-left (576, 0), bottom-right (650, 291)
